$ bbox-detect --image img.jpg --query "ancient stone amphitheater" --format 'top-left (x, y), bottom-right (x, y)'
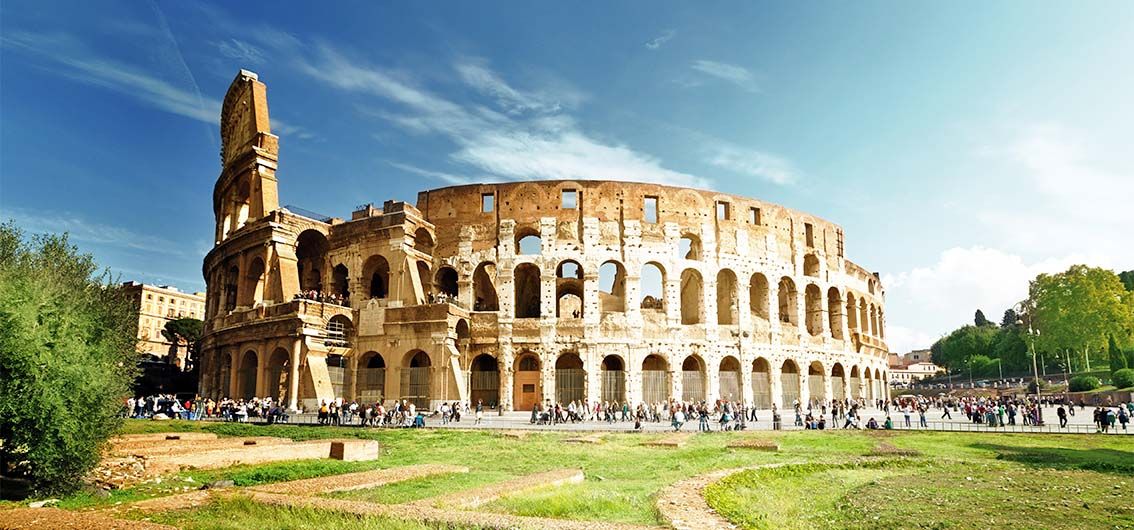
top-left (199, 70), bottom-right (891, 413)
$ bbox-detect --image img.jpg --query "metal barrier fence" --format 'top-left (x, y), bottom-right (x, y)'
top-left (886, 419), bottom-right (1130, 435)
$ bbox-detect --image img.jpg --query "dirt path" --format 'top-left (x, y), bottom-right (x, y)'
top-left (656, 463), bottom-right (796, 530)
top-left (250, 464), bottom-right (469, 495)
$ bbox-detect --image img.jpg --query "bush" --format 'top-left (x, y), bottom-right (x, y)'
top-left (1112, 369), bottom-right (1134, 390)
top-left (1068, 375), bottom-right (1101, 392)
top-left (0, 222), bottom-right (139, 495)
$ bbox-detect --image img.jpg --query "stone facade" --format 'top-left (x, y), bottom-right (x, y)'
top-left (199, 70), bottom-right (891, 412)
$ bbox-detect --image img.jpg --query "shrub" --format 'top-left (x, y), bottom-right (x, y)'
top-left (1112, 369), bottom-right (1134, 390)
top-left (1068, 375), bottom-right (1101, 392)
top-left (0, 222), bottom-right (139, 495)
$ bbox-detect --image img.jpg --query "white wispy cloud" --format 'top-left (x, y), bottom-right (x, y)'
top-left (645, 30), bottom-right (675, 50)
top-left (707, 144), bottom-right (799, 185)
top-left (4, 207), bottom-right (193, 258)
top-left (386, 161), bottom-right (474, 186)
top-left (690, 59), bottom-right (759, 92)
top-left (298, 45), bottom-right (709, 187)
top-left (216, 38), bottom-right (266, 63)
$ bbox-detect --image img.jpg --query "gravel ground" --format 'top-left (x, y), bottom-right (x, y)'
top-left (1, 507), bottom-right (178, 529)
top-left (250, 464), bottom-right (469, 495)
top-left (656, 463), bottom-right (794, 530)
top-left (410, 468), bottom-right (584, 509)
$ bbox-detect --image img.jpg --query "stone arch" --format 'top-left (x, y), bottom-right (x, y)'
top-left (414, 227), bottom-right (434, 255)
top-left (218, 351), bottom-right (233, 399)
top-left (778, 277), bottom-right (798, 326)
top-left (416, 261), bottom-right (431, 301)
top-left (223, 264), bottom-right (239, 312)
top-left (831, 362), bottom-right (846, 402)
top-left (473, 261), bottom-right (499, 311)
top-left (716, 268), bottom-right (739, 325)
top-left (869, 304), bottom-right (879, 337)
top-left (513, 351), bottom-right (541, 411)
top-left (435, 266), bottom-right (458, 298)
top-left (749, 272), bottom-right (770, 321)
top-left (332, 264), bottom-right (350, 301)
top-left (598, 260), bottom-right (627, 313)
top-left (827, 287), bottom-right (844, 339)
top-left (680, 268), bottom-right (703, 325)
top-left (751, 357), bottom-right (772, 409)
top-left (804, 283), bottom-right (823, 336)
top-left (850, 365), bottom-right (862, 401)
top-left (864, 368), bottom-right (875, 402)
top-left (719, 356), bottom-right (741, 401)
top-left (514, 263), bottom-right (541, 318)
top-left (266, 348), bottom-right (289, 401)
top-left (455, 318), bottom-right (471, 341)
top-left (803, 253), bottom-right (820, 277)
top-left (678, 233), bottom-right (702, 260)
top-left (555, 352), bottom-right (585, 404)
top-left (516, 227), bottom-right (541, 255)
top-left (238, 349), bottom-right (258, 400)
top-left (780, 359), bottom-right (801, 407)
top-left (681, 355), bottom-right (706, 402)
top-left (295, 229), bottom-right (328, 293)
top-left (846, 292), bottom-right (859, 332)
top-left (859, 299), bottom-right (870, 335)
top-left (808, 360), bottom-right (826, 404)
top-left (401, 350), bottom-right (432, 409)
top-left (470, 353), bottom-right (499, 408)
top-left (556, 260), bottom-right (584, 318)
top-left (641, 354), bottom-right (670, 404)
top-left (241, 257), bottom-right (266, 306)
top-left (325, 314), bottom-right (352, 347)
top-left (640, 262), bottom-right (666, 311)
top-left (357, 351), bottom-right (386, 404)
top-left (600, 355), bottom-right (626, 403)
top-left (362, 255), bottom-right (390, 299)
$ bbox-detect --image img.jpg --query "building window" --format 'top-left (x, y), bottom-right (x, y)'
top-left (749, 207), bottom-right (761, 225)
top-left (481, 193), bottom-right (494, 213)
top-left (158, 296), bottom-right (164, 303)
top-left (805, 223), bottom-right (815, 247)
top-left (716, 201), bottom-right (730, 221)
top-left (561, 189), bottom-right (577, 209)
top-left (146, 294), bottom-right (153, 300)
top-left (644, 196), bottom-right (658, 224)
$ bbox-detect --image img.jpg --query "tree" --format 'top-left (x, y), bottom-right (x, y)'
top-left (974, 309), bottom-right (992, 327)
top-left (161, 317), bottom-right (203, 370)
top-left (1110, 336), bottom-right (1129, 372)
top-left (933, 325), bottom-right (1000, 372)
top-left (1120, 270), bottom-right (1134, 292)
top-left (1000, 308), bottom-right (1018, 328)
top-left (1030, 265), bottom-right (1134, 373)
top-left (0, 222), bottom-right (139, 494)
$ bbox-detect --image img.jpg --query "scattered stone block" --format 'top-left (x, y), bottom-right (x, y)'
top-left (726, 438), bottom-right (779, 451)
top-left (563, 434), bottom-right (604, 444)
top-left (329, 439), bottom-right (380, 461)
top-left (201, 480), bottom-right (235, 490)
top-left (642, 434), bottom-right (690, 448)
top-left (868, 443), bottom-right (921, 457)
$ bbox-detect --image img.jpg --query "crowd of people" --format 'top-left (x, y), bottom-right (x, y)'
top-left (293, 290), bottom-right (348, 306)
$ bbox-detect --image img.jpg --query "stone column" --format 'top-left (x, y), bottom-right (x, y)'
top-left (288, 338), bottom-right (302, 411)
top-left (500, 342), bottom-right (514, 411)
top-left (583, 273), bottom-right (600, 325)
top-left (822, 369), bottom-right (833, 408)
top-left (664, 277), bottom-right (681, 326)
top-left (540, 272), bottom-right (556, 319)
top-left (799, 371), bottom-right (811, 407)
top-left (770, 363), bottom-right (784, 410)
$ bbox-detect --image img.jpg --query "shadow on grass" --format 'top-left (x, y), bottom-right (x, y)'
top-left (971, 443), bottom-right (1134, 476)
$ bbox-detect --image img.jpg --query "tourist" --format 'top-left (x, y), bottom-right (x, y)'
top-left (475, 400), bottom-right (484, 425)
top-left (673, 407), bottom-right (685, 431)
top-left (902, 404), bottom-right (911, 428)
top-left (1057, 405), bottom-right (1068, 428)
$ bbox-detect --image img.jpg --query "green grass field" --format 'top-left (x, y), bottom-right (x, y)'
top-left (31, 421), bottom-right (1134, 529)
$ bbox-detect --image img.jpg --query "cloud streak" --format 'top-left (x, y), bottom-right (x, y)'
top-left (645, 30), bottom-right (675, 50)
top-left (5, 207), bottom-right (193, 258)
top-left (691, 59), bottom-right (759, 92)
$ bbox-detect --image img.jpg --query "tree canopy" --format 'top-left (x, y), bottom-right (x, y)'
top-left (161, 317), bottom-right (203, 369)
top-left (0, 222), bottom-right (139, 494)
top-left (1030, 265), bottom-right (1133, 372)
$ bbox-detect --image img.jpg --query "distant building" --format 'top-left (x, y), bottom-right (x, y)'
top-left (122, 281), bottom-right (206, 369)
top-left (888, 349), bottom-right (942, 384)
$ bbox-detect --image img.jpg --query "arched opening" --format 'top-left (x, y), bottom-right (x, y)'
top-left (401, 350), bottom-right (432, 410)
top-left (859, 300), bottom-right (870, 336)
top-left (808, 361), bottom-right (826, 405)
top-left (803, 253), bottom-right (820, 277)
top-left (555, 353), bottom-right (585, 404)
top-left (716, 269), bottom-right (739, 325)
top-left (678, 233), bottom-right (701, 260)
top-left (238, 350), bottom-right (258, 400)
top-left (681, 355), bottom-right (706, 402)
top-left (831, 363), bottom-right (846, 402)
top-left (326, 354), bottom-right (346, 399)
top-left (780, 360), bottom-right (801, 407)
top-left (470, 354), bottom-right (499, 408)
top-left (827, 287), bottom-right (844, 339)
top-left (600, 355), bottom-right (626, 403)
top-left (878, 310), bottom-right (885, 339)
top-left (414, 227), bottom-right (435, 255)
top-left (416, 261), bottom-right (431, 302)
top-left (850, 366), bottom-right (862, 401)
top-left (869, 304), bottom-right (879, 337)
top-left (864, 369), bottom-right (875, 402)
top-left (719, 356), bottom-right (741, 401)
top-left (874, 368), bottom-right (883, 401)
top-left (224, 265), bottom-right (239, 312)
top-left (266, 348), bottom-right (289, 401)
top-left (680, 268), bottom-right (703, 325)
top-left (218, 352), bottom-right (233, 399)
top-left (325, 315), bottom-right (351, 348)
top-left (514, 263), bottom-right (541, 318)
top-left (513, 353), bottom-right (541, 411)
top-left (805, 284), bottom-right (823, 336)
top-left (295, 230), bottom-right (328, 293)
top-left (778, 277), bottom-right (798, 326)
top-left (243, 257), bottom-right (266, 306)
top-left (363, 255), bottom-right (390, 299)
top-left (642, 354), bottom-right (670, 404)
top-left (640, 262), bottom-right (666, 311)
top-left (846, 292), bottom-right (859, 332)
top-left (751, 358), bottom-right (771, 409)
top-left (436, 266), bottom-right (459, 298)
top-left (749, 273), bottom-right (770, 322)
top-left (473, 262), bottom-right (499, 311)
top-left (598, 261), bottom-right (627, 313)
top-left (556, 260), bottom-right (583, 319)
top-left (516, 229), bottom-right (541, 255)
top-left (332, 264), bottom-right (350, 303)
top-left (455, 319), bottom-right (471, 341)
top-left (357, 352), bottom-right (386, 404)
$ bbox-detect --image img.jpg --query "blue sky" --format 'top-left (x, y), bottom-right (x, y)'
top-left (2, 1), bottom-right (1132, 352)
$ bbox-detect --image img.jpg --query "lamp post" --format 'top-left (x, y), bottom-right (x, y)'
top-left (1013, 300), bottom-right (1043, 425)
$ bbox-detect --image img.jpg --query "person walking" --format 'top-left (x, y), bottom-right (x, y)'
top-left (1057, 406), bottom-right (1068, 428)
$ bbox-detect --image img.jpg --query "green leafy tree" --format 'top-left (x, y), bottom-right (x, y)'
top-left (1000, 308), bottom-right (1018, 328)
top-left (1113, 368), bottom-right (1134, 390)
top-left (1119, 270), bottom-right (1134, 292)
top-left (1110, 336), bottom-right (1129, 372)
top-left (934, 325), bottom-right (1000, 372)
top-left (160, 317), bottom-right (203, 369)
top-left (1030, 265), bottom-right (1134, 372)
top-left (1068, 375), bottom-right (1100, 392)
top-left (991, 326), bottom-right (1030, 373)
top-left (0, 222), bottom-right (139, 494)
top-left (974, 309), bottom-right (992, 327)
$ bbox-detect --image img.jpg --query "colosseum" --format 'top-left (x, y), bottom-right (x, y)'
top-left (199, 70), bottom-right (892, 413)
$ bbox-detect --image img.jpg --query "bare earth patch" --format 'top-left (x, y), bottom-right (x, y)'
top-left (867, 442), bottom-right (921, 457)
top-left (641, 433), bottom-right (691, 448)
top-left (725, 438), bottom-right (779, 451)
top-left (562, 433), bottom-right (605, 444)
top-left (412, 468), bottom-right (584, 509)
top-left (250, 464), bottom-right (469, 495)
top-left (2, 507), bottom-right (178, 529)
top-left (656, 464), bottom-right (792, 530)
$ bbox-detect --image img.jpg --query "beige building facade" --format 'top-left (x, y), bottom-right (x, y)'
top-left (198, 70), bottom-right (892, 412)
top-left (123, 281), bottom-right (206, 368)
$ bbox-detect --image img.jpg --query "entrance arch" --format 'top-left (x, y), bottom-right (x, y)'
top-left (719, 356), bottom-right (741, 401)
top-left (641, 354), bottom-right (670, 404)
top-left (808, 361), bottom-right (826, 405)
top-left (470, 354), bottom-right (500, 407)
top-left (781, 359), bottom-right (801, 407)
top-left (238, 350), bottom-right (258, 400)
top-left (401, 350), bottom-right (431, 409)
top-left (555, 353), bottom-right (585, 404)
top-left (266, 348), bottom-right (289, 401)
top-left (751, 357), bottom-right (771, 409)
top-left (681, 355), bottom-right (706, 402)
top-left (357, 352), bottom-right (386, 404)
top-left (831, 363), bottom-right (846, 402)
top-left (513, 353), bottom-right (541, 411)
top-left (600, 355), bottom-right (626, 403)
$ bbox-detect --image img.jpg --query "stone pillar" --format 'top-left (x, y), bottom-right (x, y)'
top-left (799, 371), bottom-right (810, 407)
top-left (583, 273), bottom-right (600, 325)
top-left (542, 353), bottom-right (555, 406)
top-left (822, 370), bottom-right (833, 408)
top-left (770, 363), bottom-right (784, 410)
top-left (625, 273), bottom-right (642, 324)
top-left (707, 356), bottom-right (720, 403)
top-left (664, 277), bottom-right (681, 326)
top-left (288, 338), bottom-right (302, 411)
top-left (586, 351), bottom-right (600, 406)
top-left (500, 342), bottom-right (514, 411)
top-left (540, 272), bottom-right (555, 319)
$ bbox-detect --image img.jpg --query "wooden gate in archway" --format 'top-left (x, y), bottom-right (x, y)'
top-left (513, 354), bottom-right (541, 411)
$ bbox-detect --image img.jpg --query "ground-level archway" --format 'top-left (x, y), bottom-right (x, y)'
top-left (238, 350), bottom-right (258, 400)
top-left (266, 348), bottom-right (289, 401)
top-left (808, 361), bottom-right (826, 405)
top-left (751, 357), bottom-right (771, 409)
top-left (781, 359), bottom-right (801, 407)
top-left (831, 363), bottom-right (846, 402)
top-left (470, 354), bottom-right (499, 408)
top-left (513, 353), bottom-right (541, 411)
top-left (681, 355), bottom-right (706, 402)
top-left (401, 350), bottom-right (431, 410)
top-left (642, 354), bottom-right (670, 404)
top-left (719, 356), bottom-right (741, 401)
top-left (555, 353), bottom-right (585, 404)
top-left (600, 355), bottom-right (626, 403)
top-left (357, 352), bottom-right (386, 404)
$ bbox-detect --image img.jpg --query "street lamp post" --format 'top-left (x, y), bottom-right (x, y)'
top-left (1013, 301), bottom-right (1043, 426)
